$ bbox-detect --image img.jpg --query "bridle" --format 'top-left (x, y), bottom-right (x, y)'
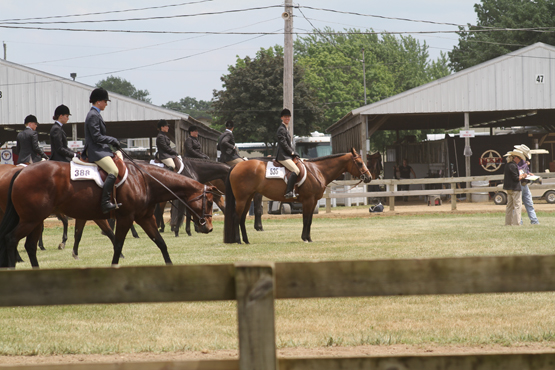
top-left (353, 154), bottom-right (372, 182)
top-left (186, 185), bottom-right (212, 226)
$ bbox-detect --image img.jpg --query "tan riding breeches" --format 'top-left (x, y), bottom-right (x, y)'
top-left (226, 158), bottom-right (244, 167)
top-left (161, 158), bottom-right (175, 168)
top-left (278, 159), bottom-right (300, 175)
top-left (95, 156), bottom-right (119, 177)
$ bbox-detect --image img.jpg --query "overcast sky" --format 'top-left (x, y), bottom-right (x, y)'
top-left (1, 0), bottom-right (479, 106)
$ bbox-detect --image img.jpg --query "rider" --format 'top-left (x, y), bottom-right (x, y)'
top-left (84, 87), bottom-right (122, 214)
top-left (16, 114), bottom-right (49, 164)
top-left (276, 108), bottom-right (300, 199)
top-left (156, 119), bottom-right (180, 171)
top-left (50, 104), bottom-right (75, 162)
top-left (184, 125), bottom-right (209, 159)
top-left (217, 120), bottom-right (243, 166)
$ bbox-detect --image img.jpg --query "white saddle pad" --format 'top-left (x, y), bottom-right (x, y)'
top-left (70, 159), bottom-right (128, 188)
top-left (265, 161), bottom-right (308, 187)
top-left (149, 155), bottom-right (184, 174)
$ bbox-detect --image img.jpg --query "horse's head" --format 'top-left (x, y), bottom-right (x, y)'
top-left (367, 151), bottom-right (383, 180)
top-left (349, 148), bottom-right (372, 183)
top-left (187, 185), bottom-right (215, 233)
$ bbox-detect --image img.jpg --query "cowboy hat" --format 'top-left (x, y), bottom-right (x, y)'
top-left (505, 150), bottom-right (526, 160)
top-left (514, 144), bottom-right (531, 159)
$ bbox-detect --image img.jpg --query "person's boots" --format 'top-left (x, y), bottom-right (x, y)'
top-left (284, 172), bottom-right (298, 199)
top-left (101, 174), bottom-right (122, 214)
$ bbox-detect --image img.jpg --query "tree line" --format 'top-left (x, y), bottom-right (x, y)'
top-left (98, 0), bottom-right (553, 152)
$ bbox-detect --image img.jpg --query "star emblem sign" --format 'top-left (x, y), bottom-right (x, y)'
top-left (479, 150), bottom-right (502, 172)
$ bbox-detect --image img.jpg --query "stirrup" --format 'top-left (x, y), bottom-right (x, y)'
top-left (284, 191), bottom-right (297, 199)
top-left (101, 201), bottom-right (121, 214)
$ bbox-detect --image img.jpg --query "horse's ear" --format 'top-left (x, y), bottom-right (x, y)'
top-left (351, 148), bottom-right (357, 156)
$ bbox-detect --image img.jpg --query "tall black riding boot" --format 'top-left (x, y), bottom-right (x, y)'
top-left (101, 174), bottom-right (122, 214)
top-left (284, 172), bottom-right (298, 199)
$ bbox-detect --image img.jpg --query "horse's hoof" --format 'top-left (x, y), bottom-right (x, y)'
top-left (186, 232), bottom-right (192, 236)
top-left (38, 246), bottom-right (46, 251)
top-left (120, 254), bottom-right (125, 259)
top-left (133, 235), bottom-right (139, 239)
top-left (58, 243), bottom-right (65, 250)
top-left (72, 252), bottom-right (79, 260)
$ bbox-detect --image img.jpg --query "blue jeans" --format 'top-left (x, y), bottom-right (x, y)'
top-left (521, 184), bottom-right (539, 224)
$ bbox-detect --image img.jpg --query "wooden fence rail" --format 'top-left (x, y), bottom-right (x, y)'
top-left (4, 254), bottom-right (555, 369)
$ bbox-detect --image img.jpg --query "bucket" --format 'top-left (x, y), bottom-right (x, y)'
top-left (471, 180), bottom-right (489, 202)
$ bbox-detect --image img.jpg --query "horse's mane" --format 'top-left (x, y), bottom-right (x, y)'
top-left (305, 153), bottom-right (347, 162)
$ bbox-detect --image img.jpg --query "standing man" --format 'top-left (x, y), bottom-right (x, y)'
top-left (276, 108), bottom-right (300, 199)
top-left (503, 150), bottom-right (527, 226)
top-left (397, 159), bottom-right (416, 202)
top-left (184, 125), bottom-right (209, 159)
top-left (84, 87), bottom-right (121, 214)
top-left (514, 144), bottom-right (539, 225)
top-left (50, 104), bottom-right (75, 162)
top-left (16, 114), bottom-right (49, 164)
top-left (217, 120), bottom-right (243, 166)
top-left (156, 119), bottom-right (179, 171)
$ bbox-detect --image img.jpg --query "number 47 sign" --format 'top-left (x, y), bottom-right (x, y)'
top-left (536, 74), bottom-right (545, 84)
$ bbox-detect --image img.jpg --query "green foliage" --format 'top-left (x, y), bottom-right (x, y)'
top-left (162, 97), bottom-right (213, 123)
top-left (294, 28), bottom-right (451, 151)
top-left (95, 75), bottom-right (152, 103)
top-left (449, 0), bottom-right (555, 71)
top-left (211, 46), bottom-right (324, 145)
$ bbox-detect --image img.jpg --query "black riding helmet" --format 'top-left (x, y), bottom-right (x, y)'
top-left (157, 119), bottom-right (169, 129)
top-left (188, 125), bottom-right (198, 133)
top-left (53, 104), bottom-right (71, 118)
top-left (280, 108), bottom-right (291, 117)
top-left (24, 114), bottom-right (38, 125)
top-left (89, 88), bottom-right (110, 104)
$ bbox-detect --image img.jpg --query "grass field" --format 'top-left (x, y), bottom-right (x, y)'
top-left (2, 209), bottom-right (555, 355)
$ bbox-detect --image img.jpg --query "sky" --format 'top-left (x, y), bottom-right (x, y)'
top-left (1, 0), bottom-right (480, 106)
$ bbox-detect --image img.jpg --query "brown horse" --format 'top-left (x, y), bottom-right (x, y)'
top-left (224, 148), bottom-right (371, 244)
top-left (0, 160), bottom-right (215, 268)
top-left (366, 151), bottom-right (383, 180)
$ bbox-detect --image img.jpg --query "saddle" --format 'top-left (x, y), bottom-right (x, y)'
top-left (72, 153), bottom-right (128, 188)
top-left (269, 157), bottom-right (308, 189)
top-left (150, 156), bottom-right (184, 174)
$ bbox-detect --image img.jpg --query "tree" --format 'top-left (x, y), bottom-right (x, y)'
top-left (295, 28), bottom-right (451, 152)
top-left (96, 75), bottom-right (152, 103)
top-left (162, 97), bottom-right (213, 123)
top-left (211, 46), bottom-right (324, 146)
top-left (449, 0), bottom-right (555, 71)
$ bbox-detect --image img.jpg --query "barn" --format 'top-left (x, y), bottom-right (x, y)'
top-left (327, 42), bottom-right (555, 178)
top-left (0, 58), bottom-right (220, 160)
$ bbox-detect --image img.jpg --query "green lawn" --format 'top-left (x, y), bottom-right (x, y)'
top-left (2, 211), bottom-right (555, 355)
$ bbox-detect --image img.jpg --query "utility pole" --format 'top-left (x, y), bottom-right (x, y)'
top-left (283, 0), bottom-right (294, 145)
top-left (3, 42), bottom-right (6, 60)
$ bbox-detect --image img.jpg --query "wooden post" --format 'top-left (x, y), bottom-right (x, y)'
top-left (451, 183), bottom-right (457, 210)
top-left (389, 183), bottom-right (396, 211)
top-left (325, 187), bottom-right (331, 213)
top-left (235, 262), bottom-right (277, 370)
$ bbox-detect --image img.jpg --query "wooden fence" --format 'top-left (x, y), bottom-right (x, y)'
top-left (323, 172), bottom-right (555, 212)
top-left (4, 255), bottom-right (555, 369)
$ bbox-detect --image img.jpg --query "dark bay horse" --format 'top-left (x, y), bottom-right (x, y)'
top-left (155, 157), bottom-right (264, 236)
top-left (224, 148), bottom-right (371, 244)
top-left (0, 160), bottom-right (215, 268)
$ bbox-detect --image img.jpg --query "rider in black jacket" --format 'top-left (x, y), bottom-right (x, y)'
top-left (156, 119), bottom-right (179, 171)
top-left (50, 104), bottom-right (75, 162)
top-left (276, 108), bottom-right (300, 199)
top-left (16, 115), bottom-right (49, 164)
top-left (184, 125), bottom-right (209, 159)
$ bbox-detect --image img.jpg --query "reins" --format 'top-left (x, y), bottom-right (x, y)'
top-left (118, 149), bottom-right (210, 225)
top-left (324, 154), bottom-right (369, 190)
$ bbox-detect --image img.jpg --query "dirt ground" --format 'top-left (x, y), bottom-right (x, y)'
top-left (9, 199), bottom-right (555, 367)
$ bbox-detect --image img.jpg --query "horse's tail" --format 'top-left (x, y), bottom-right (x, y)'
top-left (0, 170), bottom-right (22, 267)
top-left (223, 171), bottom-right (237, 243)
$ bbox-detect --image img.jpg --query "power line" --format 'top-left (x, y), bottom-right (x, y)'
top-left (0, 0), bottom-right (214, 22)
top-left (0, 5), bottom-right (283, 25)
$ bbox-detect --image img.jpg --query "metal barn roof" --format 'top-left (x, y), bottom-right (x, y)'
top-left (0, 58), bottom-right (220, 143)
top-left (328, 42), bottom-right (555, 133)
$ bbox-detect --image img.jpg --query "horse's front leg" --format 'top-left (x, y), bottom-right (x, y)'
top-left (112, 218), bottom-right (133, 265)
top-left (72, 219), bottom-right (86, 259)
top-left (237, 197), bottom-right (252, 244)
top-left (185, 209), bottom-right (192, 236)
top-left (301, 199), bottom-right (316, 242)
top-left (135, 215), bottom-right (172, 265)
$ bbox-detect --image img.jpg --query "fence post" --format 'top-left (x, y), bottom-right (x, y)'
top-left (235, 262), bottom-right (277, 370)
top-left (451, 183), bottom-right (457, 211)
top-left (389, 183), bottom-right (396, 211)
top-left (325, 187), bottom-right (331, 213)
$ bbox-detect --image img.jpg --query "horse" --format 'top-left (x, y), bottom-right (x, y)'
top-left (224, 148), bottom-right (371, 244)
top-left (0, 159), bottom-right (215, 268)
top-left (154, 157), bottom-right (264, 236)
top-left (366, 151), bottom-right (383, 180)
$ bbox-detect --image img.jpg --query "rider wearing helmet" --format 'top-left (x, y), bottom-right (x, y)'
top-left (156, 119), bottom-right (179, 171)
top-left (276, 108), bottom-right (300, 199)
top-left (50, 104), bottom-right (75, 162)
top-left (184, 125), bottom-right (209, 159)
top-left (84, 87), bottom-right (121, 214)
top-left (217, 120), bottom-right (243, 166)
top-left (16, 114), bottom-right (49, 164)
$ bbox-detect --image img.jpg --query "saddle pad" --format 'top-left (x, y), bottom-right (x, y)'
top-left (149, 160), bottom-right (165, 168)
top-left (265, 161), bottom-right (286, 179)
top-left (70, 161), bottom-right (128, 188)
